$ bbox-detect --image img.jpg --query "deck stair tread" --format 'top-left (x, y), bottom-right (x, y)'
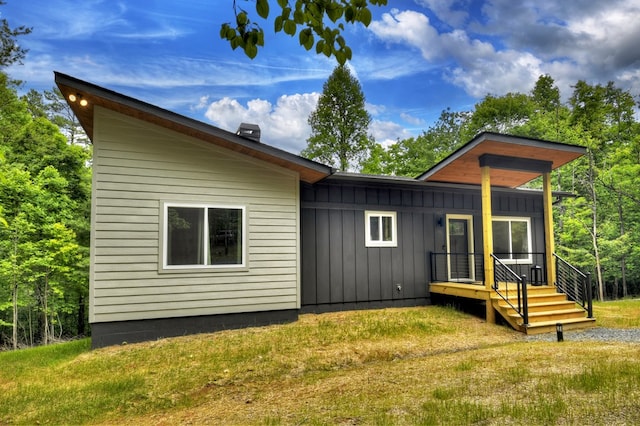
top-left (507, 308), bottom-right (586, 320)
top-left (523, 317), bottom-right (597, 335)
top-left (490, 284), bottom-right (594, 335)
top-left (524, 317), bottom-right (597, 327)
top-left (497, 300), bottom-right (576, 311)
top-left (494, 295), bottom-right (570, 305)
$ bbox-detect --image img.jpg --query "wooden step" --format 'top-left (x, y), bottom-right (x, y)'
top-left (492, 286), bottom-right (564, 299)
top-left (509, 308), bottom-right (587, 323)
top-left (497, 300), bottom-right (577, 313)
top-left (493, 285), bottom-right (551, 294)
top-left (491, 289), bottom-right (595, 334)
top-left (524, 317), bottom-right (597, 335)
top-left (528, 293), bottom-right (571, 303)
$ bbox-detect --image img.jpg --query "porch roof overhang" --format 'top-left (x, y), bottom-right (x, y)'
top-left (54, 72), bottom-right (332, 184)
top-left (417, 132), bottom-right (586, 188)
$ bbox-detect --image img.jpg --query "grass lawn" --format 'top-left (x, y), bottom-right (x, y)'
top-left (1, 300), bottom-right (639, 425)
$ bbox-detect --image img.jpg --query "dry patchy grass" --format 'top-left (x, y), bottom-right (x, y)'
top-left (593, 298), bottom-right (640, 328)
top-left (128, 340), bottom-right (639, 425)
top-left (1, 302), bottom-right (639, 425)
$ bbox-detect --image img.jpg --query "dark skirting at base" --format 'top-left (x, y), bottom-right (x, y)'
top-left (90, 309), bottom-right (298, 348)
top-left (299, 298), bottom-right (430, 314)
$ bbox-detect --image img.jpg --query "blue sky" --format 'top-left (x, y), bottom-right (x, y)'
top-left (4, 1), bottom-right (640, 154)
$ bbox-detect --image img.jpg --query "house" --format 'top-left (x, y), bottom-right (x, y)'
top-left (55, 73), bottom-right (594, 348)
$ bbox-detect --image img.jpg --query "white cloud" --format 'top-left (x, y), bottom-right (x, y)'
top-left (25, 1), bottom-right (129, 39)
top-left (203, 94), bottom-right (414, 152)
top-left (370, 9), bottom-right (543, 97)
top-left (446, 50), bottom-right (543, 98)
top-left (370, 9), bottom-right (442, 61)
top-left (369, 2), bottom-right (640, 102)
top-left (400, 112), bottom-right (426, 126)
top-left (370, 120), bottom-right (412, 147)
top-left (415, 0), bottom-right (470, 27)
top-left (204, 93), bottom-right (321, 154)
top-left (366, 102), bottom-right (386, 116)
top-left (192, 95), bottom-right (210, 111)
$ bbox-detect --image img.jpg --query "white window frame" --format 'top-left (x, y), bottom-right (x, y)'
top-left (365, 210), bottom-right (397, 248)
top-left (162, 202), bottom-right (247, 270)
top-left (492, 216), bottom-right (532, 264)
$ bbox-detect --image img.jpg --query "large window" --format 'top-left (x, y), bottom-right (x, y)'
top-left (492, 217), bottom-right (531, 263)
top-left (365, 211), bottom-right (397, 247)
top-left (164, 203), bottom-right (245, 269)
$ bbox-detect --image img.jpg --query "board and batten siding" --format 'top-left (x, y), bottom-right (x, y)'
top-left (300, 180), bottom-right (546, 310)
top-left (90, 107), bottom-right (301, 323)
top-left (300, 181), bottom-right (443, 311)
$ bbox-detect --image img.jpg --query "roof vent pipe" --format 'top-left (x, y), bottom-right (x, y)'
top-left (236, 123), bottom-right (261, 142)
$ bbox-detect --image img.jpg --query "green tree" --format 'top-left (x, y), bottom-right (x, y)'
top-left (531, 74), bottom-right (560, 114)
top-left (362, 108), bottom-right (468, 176)
top-left (516, 76), bottom-right (567, 141)
top-left (302, 64), bottom-right (372, 171)
top-left (561, 80), bottom-right (640, 300)
top-left (21, 88), bottom-right (90, 146)
top-left (221, 0), bottom-right (388, 64)
top-left (0, 5), bottom-right (90, 347)
top-left (461, 92), bottom-right (535, 141)
top-left (0, 162), bottom-right (81, 347)
top-left (0, 0), bottom-right (31, 68)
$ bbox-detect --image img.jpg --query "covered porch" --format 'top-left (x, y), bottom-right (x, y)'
top-left (420, 133), bottom-right (595, 334)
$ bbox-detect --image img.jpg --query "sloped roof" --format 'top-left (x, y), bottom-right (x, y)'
top-left (417, 132), bottom-right (586, 188)
top-left (54, 72), bottom-right (332, 184)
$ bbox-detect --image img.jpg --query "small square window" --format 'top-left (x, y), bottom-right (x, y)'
top-left (365, 211), bottom-right (397, 247)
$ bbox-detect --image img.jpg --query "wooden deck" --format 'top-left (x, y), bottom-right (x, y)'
top-left (430, 281), bottom-right (492, 300)
top-left (430, 282), bottom-right (596, 334)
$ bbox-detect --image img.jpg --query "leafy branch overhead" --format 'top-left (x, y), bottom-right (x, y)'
top-left (220, 0), bottom-right (387, 64)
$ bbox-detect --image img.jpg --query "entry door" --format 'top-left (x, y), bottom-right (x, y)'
top-left (447, 215), bottom-right (475, 282)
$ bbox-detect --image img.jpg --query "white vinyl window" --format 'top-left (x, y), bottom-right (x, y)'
top-left (365, 211), bottom-right (397, 247)
top-left (163, 203), bottom-right (245, 269)
top-left (492, 217), bottom-right (532, 263)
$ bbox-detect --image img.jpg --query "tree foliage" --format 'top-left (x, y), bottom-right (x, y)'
top-left (220, 0), bottom-right (388, 64)
top-left (0, 79), bottom-right (90, 348)
top-left (0, 0), bottom-right (31, 68)
top-left (0, 6), bottom-right (90, 348)
top-left (362, 108), bottom-right (468, 176)
top-left (302, 64), bottom-right (372, 171)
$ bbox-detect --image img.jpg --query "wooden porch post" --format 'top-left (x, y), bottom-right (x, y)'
top-left (481, 166), bottom-right (496, 323)
top-left (543, 172), bottom-right (556, 287)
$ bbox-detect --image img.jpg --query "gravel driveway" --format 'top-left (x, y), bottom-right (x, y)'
top-left (525, 327), bottom-right (640, 343)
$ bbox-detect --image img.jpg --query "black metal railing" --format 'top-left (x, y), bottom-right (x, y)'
top-left (491, 253), bottom-right (529, 326)
top-left (492, 252), bottom-right (548, 286)
top-left (429, 252), bottom-right (546, 286)
top-left (554, 253), bottom-right (593, 318)
top-left (429, 252), bottom-right (484, 284)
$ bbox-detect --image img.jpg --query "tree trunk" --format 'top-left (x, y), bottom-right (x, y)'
top-left (12, 236), bottom-right (18, 350)
top-left (12, 281), bottom-right (18, 350)
top-left (43, 274), bottom-right (49, 345)
top-left (618, 195), bottom-right (628, 298)
top-left (28, 308), bottom-right (33, 346)
top-left (588, 151), bottom-right (605, 301)
top-left (77, 294), bottom-right (85, 335)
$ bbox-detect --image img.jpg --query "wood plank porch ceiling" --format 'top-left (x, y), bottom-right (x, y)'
top-left (417, 133), bottom-right (586, 188)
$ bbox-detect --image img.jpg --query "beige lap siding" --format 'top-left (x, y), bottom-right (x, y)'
top-left (90, 107), bottom-right (300, 323)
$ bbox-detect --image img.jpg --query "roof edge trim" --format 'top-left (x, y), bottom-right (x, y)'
top-left (54, 72), bottom-right (332, 183)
